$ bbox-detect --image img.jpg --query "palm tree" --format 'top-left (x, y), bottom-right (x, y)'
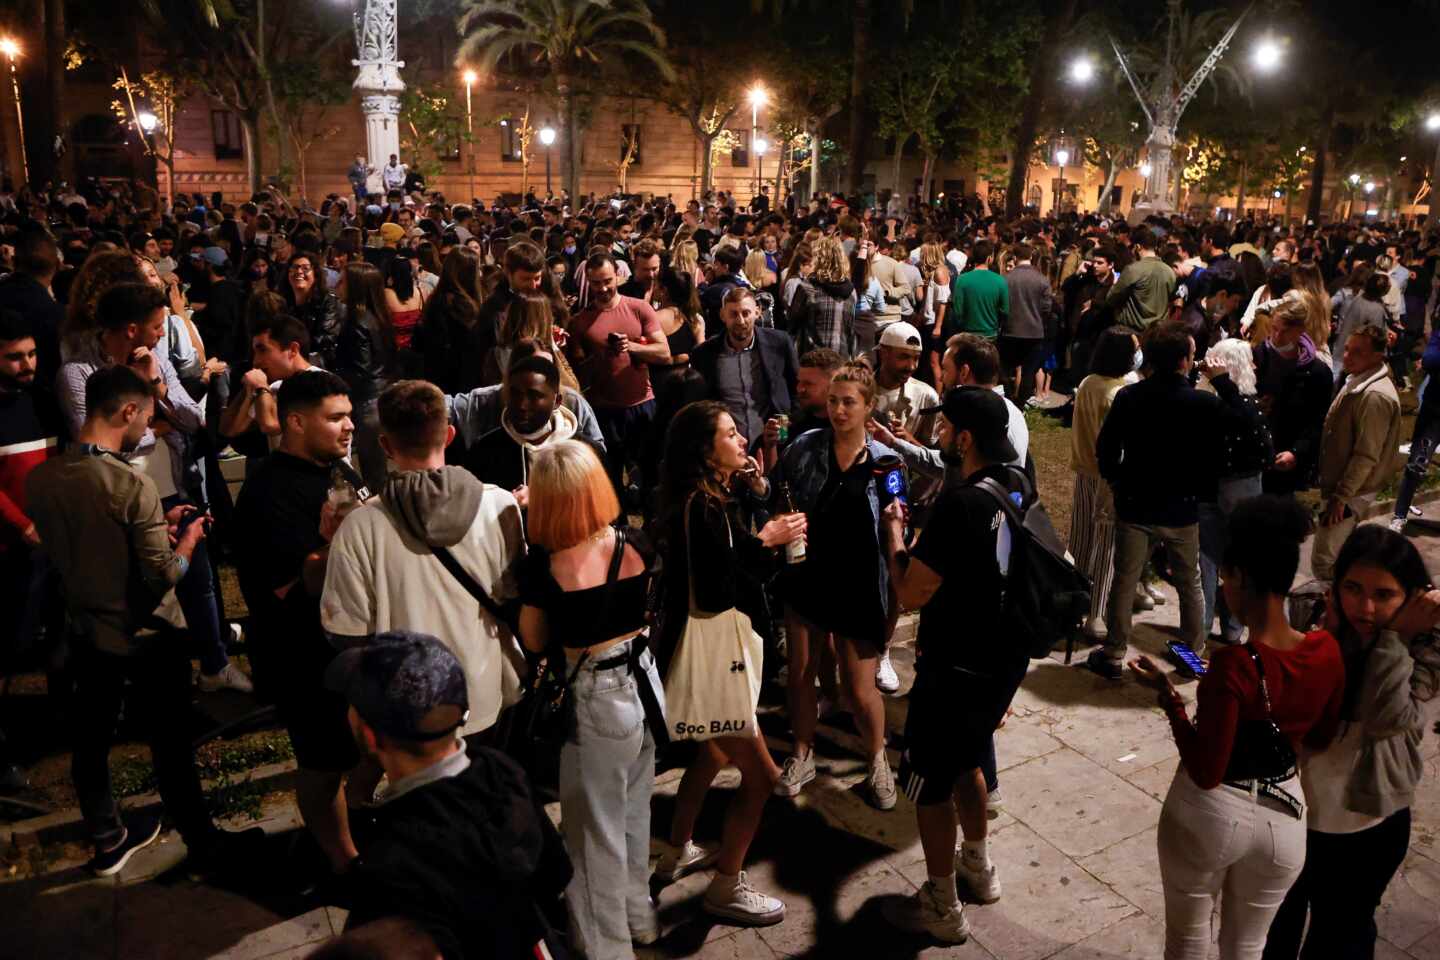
top-left (456, 0), bottom-right (674, 203)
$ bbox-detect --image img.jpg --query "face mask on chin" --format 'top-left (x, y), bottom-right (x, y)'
top-left (1271, 338), bottom-right (1299, 356)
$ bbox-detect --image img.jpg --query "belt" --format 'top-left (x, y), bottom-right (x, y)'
top-left (1222, 777), bottom-right (1304, 820)
top-left (590, 633), bottom-right (669, 747)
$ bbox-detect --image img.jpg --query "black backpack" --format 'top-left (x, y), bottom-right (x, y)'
top-left (974, 466), bottom-right (1092, 662)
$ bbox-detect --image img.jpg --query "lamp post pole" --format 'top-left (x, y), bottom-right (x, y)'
top-left (540, 127), bottom-right (556, 198)
top-left (351, 0), bottom-right (405, 179)
top-left (463, 70), bottom-right (476, 204)
top-left (0, 40), bottom-right (27, 185)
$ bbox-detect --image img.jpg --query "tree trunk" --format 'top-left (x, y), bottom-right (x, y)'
top-left (807, 118), bottom-right (821, 201)
top-left (1097, 156), bottom-right (1120, 213)
top-left (774, 144), bottom-right (785, 208)
top-left (239, 110), bottom-right (262, 195)
top-left (1306, 105), bottom-right (1333, 224)
top-left (1005, 0), bottom-right (1078, 220)
top-left (1234, 156), bottom-right (1247, 219)
top-left (919, 148), bottom-right (936, 205)
top-left (891, 133), bottom-right (907, 198)
top-left (845, 0), bottom-right (871, 194)
top-left (697, 129), bottom-right (716, 198)
top-left (558, 77), bottom-right (580, 204)
top-left (1284, 188), bottom-right (1294, 226)
top-left (42, 0), bottom-right (67, 185)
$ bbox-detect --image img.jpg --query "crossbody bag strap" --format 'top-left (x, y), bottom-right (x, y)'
top-left (1244, 644), bottom-right (1274, 717)
top-left (431, 544), bottom-right (509, 627)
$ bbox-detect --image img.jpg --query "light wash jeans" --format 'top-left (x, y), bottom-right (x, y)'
top-left (560, 638), bottom-right (665, 960)
top-left (1158, 769), bottom-right (1307, 960)
top-left (1199, 474), bottom-right (1264, 646)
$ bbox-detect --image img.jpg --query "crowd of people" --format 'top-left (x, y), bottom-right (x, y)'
top-left (0, 170), bottom-right (1438, 960)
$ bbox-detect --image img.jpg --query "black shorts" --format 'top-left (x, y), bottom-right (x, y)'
top-left (899, 664), bottom-right (1023, 806)
top-left (997, 335), bottom-right (1043, 370)
top-left (251, 619), bottom-right (361, 774)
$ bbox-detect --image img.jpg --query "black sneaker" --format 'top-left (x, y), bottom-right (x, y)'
top-left (1083, 650), bottom-right (1125, 681)
top-left (185, 826), bottom-right (266, 882)
top-left (89, 814), bottom-right (163, 877)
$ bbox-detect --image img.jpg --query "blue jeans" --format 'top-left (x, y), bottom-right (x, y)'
top-left (161, 495), bottom-right (228, 675)
top-left (559, 638), bottom-right (664, 960)
top-left (1199, 474), bottom-right (1263, 645)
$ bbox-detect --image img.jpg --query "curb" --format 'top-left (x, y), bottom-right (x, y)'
top-left (1, 760), bottom-right (300, 855)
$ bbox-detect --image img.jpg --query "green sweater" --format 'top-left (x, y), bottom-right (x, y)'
top-left (950, 267), bottom-right (1010, 339)
top-left (1106, 255), bottom-right (1176, 331)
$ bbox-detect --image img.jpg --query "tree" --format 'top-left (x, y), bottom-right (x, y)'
top-left (271, 60), bottom-right (351, 201)
top-left (400, 84), bottom-right (466, 185)
top-left (1005, 0), bottom-right (1077, 219)
top-left (871, 41), bottom-right (959, 201)
top-left (456, 0), bottom-right (674, 203)
top-left (112, 69), bottom-right (191, 209)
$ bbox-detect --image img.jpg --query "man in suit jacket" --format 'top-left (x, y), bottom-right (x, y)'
top-left (689, 286), bottom-right (799, 460)
top-left (1000, 242), bottom-right (1055, 405)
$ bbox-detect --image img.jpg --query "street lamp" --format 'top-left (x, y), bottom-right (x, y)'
top-left (754, 137), bottom-right (769, 196)
top-left (461, 69), bottom-right (477, 203)
top-left (1139, 162), bottom-right (1153, 179)
top-left (1068, 57), bottom-right (1095, 84)
top-left (539, 125), bottom-right (556, 198)
top-left (1364, 181), bottom-right (1375, 195)
top-left (0, 38), bottom-right (25, 184)
top-left (1251, 38), bottom-right (1282, 72)
top-left (137, 111), bottom-right (158, 135)
top-left (1349, 173), bottom-right (1361, 185)
top-left (748, 83), bottom-right (767, 201)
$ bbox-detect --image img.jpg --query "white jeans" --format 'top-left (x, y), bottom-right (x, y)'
top-left (1157, 769), bottom-right (1307, 960)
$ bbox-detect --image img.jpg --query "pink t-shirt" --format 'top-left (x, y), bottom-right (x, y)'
top-left (571, 295), bottom-right (665, 409)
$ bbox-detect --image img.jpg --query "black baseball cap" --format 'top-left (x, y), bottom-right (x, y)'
top-left (921, 386), bottom-right (1018, 464)
top-left (324, 631), bottom-right (469, 741)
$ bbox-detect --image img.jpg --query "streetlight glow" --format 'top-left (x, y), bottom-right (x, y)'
top-left (748, 84), bottom-right (768, 109)
top-left (1251, 38), bottom-right (1281, 72)
top-left (1068, 58), bottom-right (1094, 84)
top-left (1140, 162), bottom-right (1153, 178)
top-left (1055, 149), bottom-right (1070, 167)
top-left (1427, 113), bottom-right (1440, 132)
top-left (539, 126), bottom-right (556, 146)
top-left (753, 137), bottom-right (769, 156)
top-left (0, 39), bottom-right (18, 59)
top-left (1348, 173), bottom-right (1360, 184)
top-left (462, 69), bottom-right (477, 86)
top-left (137, 111), bottom-right (158, 134)
top-left (1272, 189), bottom-right (1282, 198)
top-left (1364, 181), bottom-right (1375, 194)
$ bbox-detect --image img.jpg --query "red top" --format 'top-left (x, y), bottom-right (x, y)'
top-left (390, 308), bottom-right (422, 351)
top-left (569, 296), bottom-right (665, 409)
top-left (1166, 631), bottom-right (1346, 789)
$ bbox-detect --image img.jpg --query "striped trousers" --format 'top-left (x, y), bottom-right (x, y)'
top-left (1069, 473), bottom-right (1117, 624)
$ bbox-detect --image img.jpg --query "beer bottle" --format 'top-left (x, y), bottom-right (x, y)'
top-left (778, 481), bottom-right (806, 565)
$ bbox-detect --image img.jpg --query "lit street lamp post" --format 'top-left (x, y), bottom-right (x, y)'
top-left (539, 126), bottom-right (556, 199)
top-left (0, 38), bottom-right (26, 185)
top-left (1427, 113), bottom-right (1440, 219)
top-left (462, 69), bottom-right (476, 204)
top-left (748, 84), bottom-right (767, 202)
top-left (755, 137), bottom-right (768, 201)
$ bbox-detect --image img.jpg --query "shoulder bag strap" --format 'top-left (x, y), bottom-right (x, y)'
top-left (974, 476), bottom-right (1024, 530)
top-left (431, 543), bottom-right (510, 627)
top-left (1245, 644), bottom-right (1273, 718)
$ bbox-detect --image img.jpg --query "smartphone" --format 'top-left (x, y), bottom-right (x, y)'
top-left (1167, 641), bottom-right (1207, 677)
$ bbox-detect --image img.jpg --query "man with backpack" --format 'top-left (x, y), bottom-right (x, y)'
top-left (880, 386), bottom-right (1030, 944)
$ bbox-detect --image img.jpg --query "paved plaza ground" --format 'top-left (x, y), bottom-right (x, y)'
top-left (2, 518), bottom-right (1438, 960)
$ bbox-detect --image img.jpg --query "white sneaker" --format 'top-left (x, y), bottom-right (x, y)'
top-left (868, 754), bottom-right (897, 811)
top-left (955, 852), bottom-right (1002, 904)
top-left (1144, 582), bottom-right (1167, 606)
top-left (198, 662), bottom-right (254, 694)
top-left (986, 787), bottom-right (1004, 819)
top-left (875, 651), bottom-right (900, 694)
top-left (1389, 516), bottom-right (1408, 533)
top-left (653, 839), bottom-right (718, 884)
top-left (775, 750), bottom-right (816, 797)
top-left (228, 622), bottom-right (244, 646)
top-left (703, 871), bottom-right (785, 926)
top-left (885, 880), bottom-right (970, 942)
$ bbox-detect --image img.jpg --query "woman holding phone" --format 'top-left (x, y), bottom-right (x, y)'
top-left (1130, 496), bottom-right (1345, 960)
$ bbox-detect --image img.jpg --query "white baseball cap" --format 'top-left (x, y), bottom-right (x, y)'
top-left (878, 321), bottom-right (923, 351)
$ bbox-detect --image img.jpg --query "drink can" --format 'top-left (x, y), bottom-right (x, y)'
top-left (775, 414), bottom-right (790, 443)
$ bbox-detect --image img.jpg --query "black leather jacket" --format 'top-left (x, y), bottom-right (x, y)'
top-left (334, 305), bottom-right (391, 404)
top-left (294, 290), bottom-right (344, 370)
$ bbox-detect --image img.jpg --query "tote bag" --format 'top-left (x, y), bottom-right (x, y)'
top-left (664, 494), bottom-right (764, 742)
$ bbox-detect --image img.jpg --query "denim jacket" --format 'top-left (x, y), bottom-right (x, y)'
top-left (776, 427), bottom-right (902, 614)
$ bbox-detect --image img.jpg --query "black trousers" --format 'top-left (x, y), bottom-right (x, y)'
top-left (71, 636), bottom-right (216, 851)
top-left (1262, 808), bottom-right (1411, 960)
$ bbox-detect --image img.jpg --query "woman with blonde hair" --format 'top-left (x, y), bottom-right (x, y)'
top-left (670, 238), bottom-right (703, 288)
top-left (744, 249), bottom-right (777, 294)
top-left (1196, 336), bottom-right (1273, 645)
top-left (917, 242), bottom-right (952, 385)
top-left (790, 235), bottom-right (856, 356)
top-left (1290, 261), bottom-right (1333, 368)
top-left (517, 438), bottom-right (665, 959)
